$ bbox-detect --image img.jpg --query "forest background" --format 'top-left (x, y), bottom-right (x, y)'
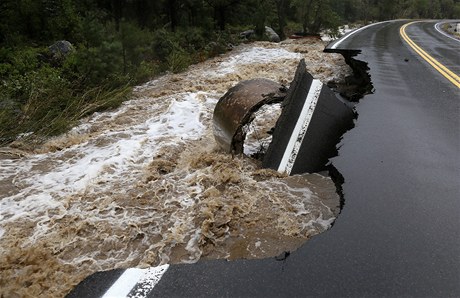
top-left (1, 0), bottom-right (459, 146)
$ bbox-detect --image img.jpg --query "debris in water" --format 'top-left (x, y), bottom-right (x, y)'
top-left (213, 78), bottom-right (286, 154)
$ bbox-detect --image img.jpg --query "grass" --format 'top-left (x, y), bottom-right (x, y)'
top-left (0, 83), bottom-right (132, 147)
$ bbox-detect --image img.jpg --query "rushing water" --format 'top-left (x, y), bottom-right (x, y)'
top-left (0, 39), bottom-right (351, 297)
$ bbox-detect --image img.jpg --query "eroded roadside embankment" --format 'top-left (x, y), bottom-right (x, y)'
top-left (0, 39), bottom-right (367, 298)
top-left (325, 49), bottom-right (373, 102)
top-left (324, 48), bottom-right (374, 211)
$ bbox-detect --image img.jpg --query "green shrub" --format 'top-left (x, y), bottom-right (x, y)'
top-left (66, 41), bottom-right (125, 87)
top-left (167, 48), bottom-right (192, 73)
top-left (0, 100), bottom-right (21, 144)
top-left (133, 61), bottom-right (160, 82)
top-left (151, 29), bottom-right (175, 61)
top-left (79, 13), bottom-right (110, 47)
top-left (120, 21), bottom-right (154, 69)
top-left (0, 43), bottom-right (134, 145)
top-left (0, 17), bottom-right (242, 146)
top-left (181, 27), bottom-right (208, 51)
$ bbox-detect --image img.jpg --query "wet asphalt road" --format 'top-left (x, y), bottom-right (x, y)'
top-left (69, 20), bottom-right (460, 297)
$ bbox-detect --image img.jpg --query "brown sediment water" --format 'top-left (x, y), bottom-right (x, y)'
top-left (0, 39), bottom-right (351, 297)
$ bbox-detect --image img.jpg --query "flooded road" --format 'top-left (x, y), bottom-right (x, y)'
top-left (0, 39), bottom-right (350, 297)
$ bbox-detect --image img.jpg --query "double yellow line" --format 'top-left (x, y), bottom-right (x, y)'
top-left (400, 21), bottom-right (460, 89)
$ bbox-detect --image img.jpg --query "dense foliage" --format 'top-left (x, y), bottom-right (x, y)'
top-left (1, 0), bottom-right (459, 145)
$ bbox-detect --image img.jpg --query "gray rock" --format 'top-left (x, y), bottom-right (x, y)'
top-left (240, 30), bottom-right (255, 39)
top-left (49, 40), bottom-right (74, 59)
top-left (265, 26), bottom-right (280, 42)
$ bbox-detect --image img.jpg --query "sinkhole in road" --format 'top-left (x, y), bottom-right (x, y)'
top-left (242, 51), bottom-right (372, 170)
top-left (241, 49), bottom-right (373, 216)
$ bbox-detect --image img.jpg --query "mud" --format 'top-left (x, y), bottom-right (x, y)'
top-left (0, 38), bottom-right (351, 297)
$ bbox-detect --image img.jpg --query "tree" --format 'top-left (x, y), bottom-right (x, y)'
top-left (273, 0), bottom-right (289, 39)
top-left (111, 0), bottom-right (126, 31)
top-left (252, 0), bottom-right (272, 37)
top-left (205, 0), bottom-right (240, 30)
top-left (291, 0), bottom-right (340, 34)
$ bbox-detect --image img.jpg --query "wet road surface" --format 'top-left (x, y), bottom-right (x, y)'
top-left (69, 20), bottom-right (460, 297)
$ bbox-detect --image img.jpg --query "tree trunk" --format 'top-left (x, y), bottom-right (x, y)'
top-left (135, 0), bottom-right (149, 28)
top-left (275, 0), bottom-right (287, 40)
top-left (111, 0), bottom-right (125, 31)
top-left (303, 0), bottom-right (315, 34)
top-left (254, 1), bottom-right (267, 38)
top-left (168, 0), bottom-right (178, 32)
top-left (216, 6), bottom-right (226, 30)
top-left (311, 0), bottom-right (323, 33)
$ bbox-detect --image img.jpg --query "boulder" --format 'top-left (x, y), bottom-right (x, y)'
top-left (265, 26), bottom-right (280, 42)
top-left (240, 30), bottom-right (255, 39)
top-left (48, 40), bottom-right (75, 59)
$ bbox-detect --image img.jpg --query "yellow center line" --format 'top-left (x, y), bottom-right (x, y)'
top-left (400, 21), bottom-right (460, 89)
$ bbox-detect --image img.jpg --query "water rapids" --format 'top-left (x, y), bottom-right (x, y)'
top-left (0, 38), bottom-right (351, 297)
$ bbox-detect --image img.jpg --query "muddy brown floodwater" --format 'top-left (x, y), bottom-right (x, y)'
top-left (0, 38), bottom-right (351, 297)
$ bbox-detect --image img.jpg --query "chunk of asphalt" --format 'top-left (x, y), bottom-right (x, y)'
top-left (263, 59), bottom-right (355, 175)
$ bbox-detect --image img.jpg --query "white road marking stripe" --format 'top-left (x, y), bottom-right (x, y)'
top-left (434, 22), bottom-right (460, 43)
top-left (278, 79), bottom-right (322, 174)
top-left (331, 20), bottom-right (393, 49)
top-left (102, 269), bottom-right (145, 298)
top-left (102, 265), bottom-right (170, 298)
top-left (128, 265), bottom-right (170, 298)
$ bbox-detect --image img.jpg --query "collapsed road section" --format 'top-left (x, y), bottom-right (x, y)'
top-left (213, 59), bottom-right (355, 175)
top-left (262, 59), bottom-right (355, 175)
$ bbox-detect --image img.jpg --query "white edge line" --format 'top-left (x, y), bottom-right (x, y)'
top-left (331, 20), bottom-right (394, 49)
top-left (129, 265), bottom-right (170, 298)
top-left (102, 268), bottom-right (146, 298)
top-left (277, 80), bottom-right (322, 174)
top-left (434, 21), bottom-right (460, 43)
top-left (102, 265), bottom-right (169, 298)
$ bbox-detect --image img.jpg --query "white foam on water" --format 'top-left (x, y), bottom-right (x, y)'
top-left (0, 92), bottom-right (213, 226)
top-left (212, 47), bottom-right (302, 77)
